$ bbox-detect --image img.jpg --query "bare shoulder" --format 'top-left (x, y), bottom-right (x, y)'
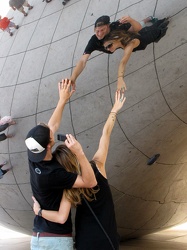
top-left (131, 38), bottom-right (140, 47)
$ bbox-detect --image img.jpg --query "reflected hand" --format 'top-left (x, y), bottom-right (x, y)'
top-left (117, 77), bottom-right (127, 93)
top-left (119, 15), bottom-right (131, 24)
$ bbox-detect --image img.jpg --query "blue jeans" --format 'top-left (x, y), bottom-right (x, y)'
top-left (31, 235), bottom-right (74, 250)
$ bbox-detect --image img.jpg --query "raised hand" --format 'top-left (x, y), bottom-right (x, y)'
top-left (111, 90), bottom-right (126, 114)
top-left (65, 134), bottom-right (84, 156)
top-left (58, 78), bottom-right (75, 103)
top-left (117, 77), bottom-right (127, 93)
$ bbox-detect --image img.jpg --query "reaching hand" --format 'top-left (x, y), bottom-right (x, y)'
top-left (111, 90), bottom-right (126, 114)
top-left (58, 78), bottom-right (75, 103)
top-left (119, 15), bottom-right (131, 24)
top-left (32, 196), bottom-right (41, 216)
top-left (69, 78), bottom-right (76, 91)
top-left (117, 77), bottom-right (127, 93)
top-left (65, 134), bottom-right (84, 156)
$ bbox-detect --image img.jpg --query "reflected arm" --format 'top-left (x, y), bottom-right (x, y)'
top-left (117, 39), bottom-right (140, 90)
top-left (70, 54), bottom-right (90, 85)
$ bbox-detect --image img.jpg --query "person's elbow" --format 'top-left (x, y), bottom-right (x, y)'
top-left (83, 177), bottom-right (97, 188)
top-left (57, 215), bottom-right (68, 224)
top-left (73, 175), bottom-right (97, 188)
top-left (89, 178), bottom-right (97, 188)
top-left (87, 174), bottom-right (97, 188)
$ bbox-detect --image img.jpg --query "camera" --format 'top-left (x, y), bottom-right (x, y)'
top-left (57, 134), bottom-right (67, 142)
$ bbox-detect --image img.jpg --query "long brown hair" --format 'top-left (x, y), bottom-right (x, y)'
top-left (104, 29), bottom-right (138, 47)
top-left (53, 144), bottom-right (99, 206)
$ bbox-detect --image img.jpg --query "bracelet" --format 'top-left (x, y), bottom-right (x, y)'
top-left (118, 75), bottom-right (124, 78)
top-left (110, 111), bottom-right (117, 115)
top-left (38, 208), bottom-right (42, 217)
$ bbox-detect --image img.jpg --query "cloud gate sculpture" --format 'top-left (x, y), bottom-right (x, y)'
top-left (0, 0), bottom-right (187, 241)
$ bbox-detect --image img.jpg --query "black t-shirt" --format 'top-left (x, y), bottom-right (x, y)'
top-left (83, 20), bottom-right (131, 55)
top-left (29, 157), bottom-right (77, 234)
top-left (75, 161), bottom-right (119, 250)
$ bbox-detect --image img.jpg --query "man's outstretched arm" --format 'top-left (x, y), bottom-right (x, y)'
top-left (48, 79), bottom-right (75, 134)
top-left (70, 54), bottom-right (90, 86)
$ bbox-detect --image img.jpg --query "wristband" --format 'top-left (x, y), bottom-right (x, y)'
top-left (38, 208), bottom-right (42, 217)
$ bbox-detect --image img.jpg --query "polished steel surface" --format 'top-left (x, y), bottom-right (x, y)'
top-left (0, 0), bottom-right (187, 240)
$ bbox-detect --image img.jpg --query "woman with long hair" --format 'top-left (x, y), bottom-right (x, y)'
top-left (103, 18), bottom-right (169, 91)
top-left (32, 90), bottom-right (126, 250)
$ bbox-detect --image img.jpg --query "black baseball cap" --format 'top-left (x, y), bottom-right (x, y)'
top-left (25, 125), bottom-right (50, 163)
top-left (95, 15), bottom-right (110, 27)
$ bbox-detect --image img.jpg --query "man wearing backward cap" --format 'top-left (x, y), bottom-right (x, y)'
top-left (25, 79), bottom-right (97, 250)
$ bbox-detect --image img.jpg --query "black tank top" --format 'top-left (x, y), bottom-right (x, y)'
top-left (75, 161), bottom-right (119, 250)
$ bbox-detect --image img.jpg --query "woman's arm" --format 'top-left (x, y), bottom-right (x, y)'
top-left (64, 134), bottom-right (97, 188)
top-left (117, 39), bottom-right (140, 90)
top-left (32, 194), bottom-right (71, 224)
top-left (92, 90), bottom-right (126, 177)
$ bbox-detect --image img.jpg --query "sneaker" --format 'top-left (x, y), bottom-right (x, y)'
top-left (159, 20), bottom-right (170, 29)
top-left (10, 32), bottom-right (13, 36)
top-left (24, 13), bottom-right (28, 16)
top-left (16, 25), bottom-right (19, 29)
top-left (29, 6), bottom-right (33, 10)
top-left (148, 16), bottom-right (158, 24)
top-left (154, 27), bottom-right (168, 43)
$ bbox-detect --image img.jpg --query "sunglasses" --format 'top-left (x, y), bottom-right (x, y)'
top-left (105, 43), bottom-right (113, 50)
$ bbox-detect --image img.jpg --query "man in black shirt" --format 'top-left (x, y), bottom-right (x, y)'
top-left (25, 79), bottom-right (97, 250)
top-left (70, 15), bottom-right (152, 88)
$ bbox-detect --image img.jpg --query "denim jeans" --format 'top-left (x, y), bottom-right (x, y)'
top-left (31, 235), bottom-right (74, 250)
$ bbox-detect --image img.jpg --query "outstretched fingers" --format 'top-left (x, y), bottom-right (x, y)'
top-left (59, 78), bottom-right (70, 89)
top-left (65, 134), bottom-right (75, 146)
top-left (115, 90), bottom-right (126, 108)
top-left (59, 78), bottom-right (75, 97)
